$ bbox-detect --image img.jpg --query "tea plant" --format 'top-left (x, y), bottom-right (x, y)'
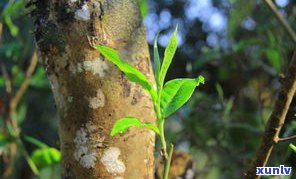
top-left (96, 26), bottom-right (204, 179)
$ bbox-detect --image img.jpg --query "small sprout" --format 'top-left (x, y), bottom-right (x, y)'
top-left (96, 26), bottom-right (204, 179)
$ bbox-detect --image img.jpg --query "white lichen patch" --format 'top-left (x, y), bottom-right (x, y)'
top-left (73, 128), bottom-right (87, 145)
top-left (101, 147), bottom-right (126, 174)
top-left (77, 63), bottom-right (84, 73)
top-left (74, 3), bottom-right (90, 21)
top-left (185, 169), bottom-right (195, 179)
top-left (73, 145), bottom-right (88, 160)
top-left (70, 58), bottom-right (109, 78)
top-left (79, 151), bottom-right (97, 169)
top-left (82, 58), bottom-right (109, 77)
top-left (69, 62), bottom-right (79, 74)
top-left (89, 89), bottom-right (105, 109)
top-left (73, 122), bottom-right (105, 169)
top-left (67, 96), bottom-right (73, 103)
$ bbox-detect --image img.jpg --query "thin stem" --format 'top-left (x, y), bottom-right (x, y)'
top-left (155, 81), bottom-right (172, 179)
top-left (10, 51), bottom-right (38, 118)
top-left (7, 51), bottom-right (38, 136)
top-left (0, 22), bottom-right (2, 42)
top-left (163, 144), bottom-right (174, 179)
top-left (158, 120), bottom-right (167, 159)
top-left (156, 79), bottom-right (166, 156)
top-left (277, 134), bottom-right (296, 142)
top-left (264, 0), bottom-right (296, 44)
top-left (17, 139), bottom-right (39, 175)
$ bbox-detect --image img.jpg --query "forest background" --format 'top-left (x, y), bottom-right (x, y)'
top-left (0, 0), bottom-right (296, 178)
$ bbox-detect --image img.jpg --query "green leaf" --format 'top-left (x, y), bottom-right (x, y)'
top-left (228, 0), bottom-right (256, 38)
top-left (233, 38), bottom-right (261, 52)
top-left (24, 136), bottom-right (48, 149)
top-left (195, 48), bottom-right (222, 68)
top-left (1, 0), bottom-right (23, 37)
top-left (31, 147), bottom-right (61, 169)
top-left (16, 103), bottom-right (27, 125)
top-left (0, 132), bottom-right (14, 148)
top-left (158, 26), bottom-right (178, 88)
top-left (1, 0), bottom-right (24, 17)
top-left (215, 83), bottom-right (224, 100)
top-left (161, 76), bottom-right (204, 118)
top-left (265, 48), bottom-right (282, 71)
top-left (289, 143), bottom-right (296, 153)
top-left (30, 67), bottom-right (48, 88)
top-left (138, 0), bottom-right (148, 18)
top-left (153, 33), bottom-right (161, 87)
top-left (96, 45), bottom-right (157, 101)
top-left (142, 122), bottom-right (160, 134)
top-left (12, 65), bottom-right (25, 86)
top-left (267, 31), bottom-right (277, 46)
top-left (37, 164), bottom-right (60, 179)
top-left (111, 117), bottom-right (159, 136)
top-left (0, 76), bottom-right (5, 87)
top-left (4, 16), bottom-right (19, 37)
top-left (0, 41), bottom-right (22, 60)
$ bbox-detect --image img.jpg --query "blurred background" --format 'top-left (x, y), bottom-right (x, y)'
top-left (1, 0), bottom-right (296, 178)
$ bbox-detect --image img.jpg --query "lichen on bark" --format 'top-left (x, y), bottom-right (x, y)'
top-left (33, 0), bottom-right (156, 178)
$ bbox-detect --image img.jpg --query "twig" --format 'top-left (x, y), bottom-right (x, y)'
top-left (8, 51), bottom-right (38, 133)
top-left (244, 48), bottom-right (296, 178)
top-left (10, 51), bottom-right (38, 132)
top-left (10, 51), bottom-right (38, 112)
top-left (17, 139), bottom-right (39, 175)
top-left (2, 51), bottom-right (38, 178)
top-left (0, 22), bottom-right (2, 42)
top-left (277, 134), bottom-right (296, 142)
top-left (264, 0), bottom-right (296, 44)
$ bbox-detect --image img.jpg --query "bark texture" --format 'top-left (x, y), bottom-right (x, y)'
top-left (33, 0), bottom-right (155, 178)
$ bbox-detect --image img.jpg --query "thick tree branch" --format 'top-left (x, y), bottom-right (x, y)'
top-left (244, 49), bottom-right (296, 178)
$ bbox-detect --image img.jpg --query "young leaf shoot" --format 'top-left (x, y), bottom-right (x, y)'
top-left (96, 26), bottom-right (204, 179)
top-left (158, 26), bottom-right (178, 88)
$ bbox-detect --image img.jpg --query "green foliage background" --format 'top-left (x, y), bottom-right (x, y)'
top-left (1, 0), bottom-right (296, 178)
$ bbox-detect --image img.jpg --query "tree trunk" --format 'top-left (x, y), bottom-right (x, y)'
top-left (33, 0), bottom-right (155, 178)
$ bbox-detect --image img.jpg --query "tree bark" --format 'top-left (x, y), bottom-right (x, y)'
top-left (33, 0), bottom-right (155, 178)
